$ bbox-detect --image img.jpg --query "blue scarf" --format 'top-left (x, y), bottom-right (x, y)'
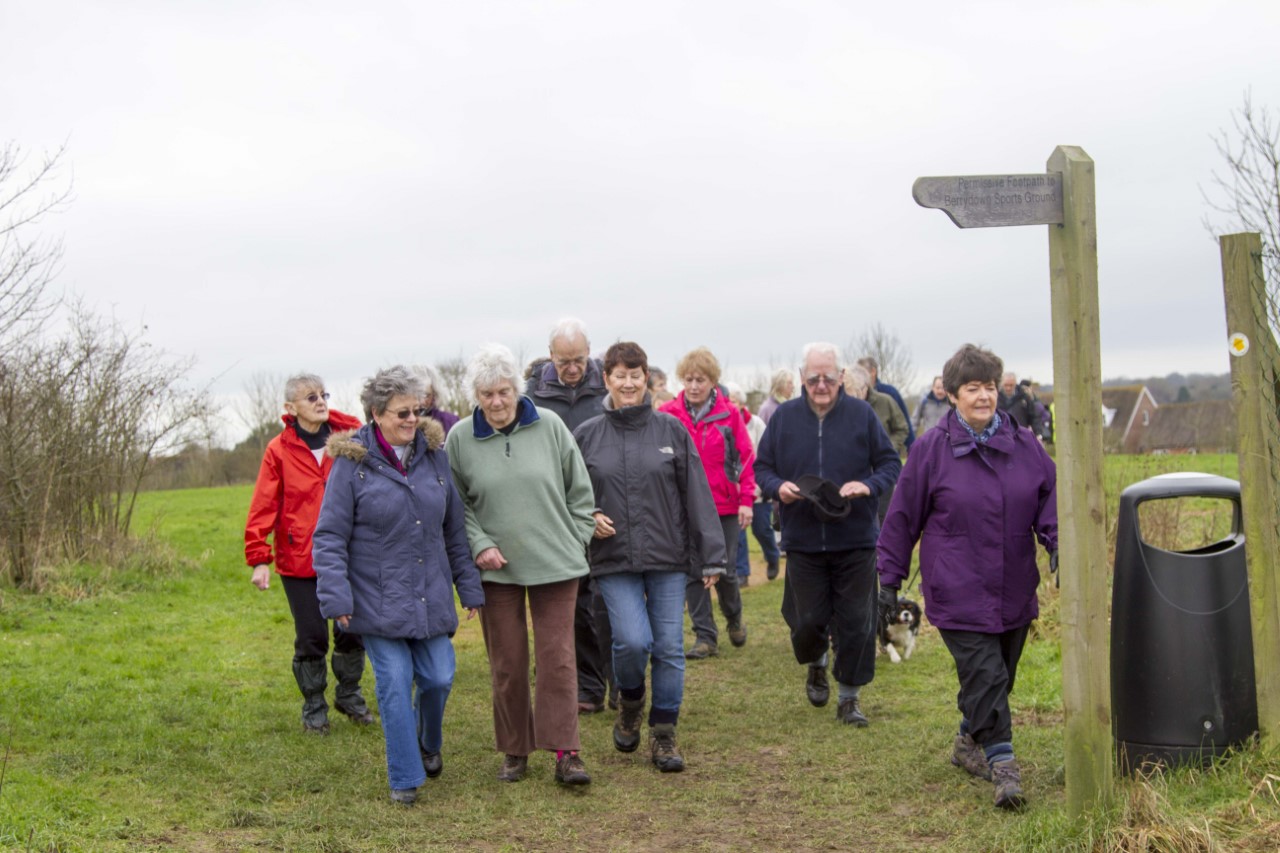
top-left (957, 411), bottom-right (1001, 444)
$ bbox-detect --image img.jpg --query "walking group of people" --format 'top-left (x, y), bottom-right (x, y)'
top-left (244, 325), bottom-right (1058, 811)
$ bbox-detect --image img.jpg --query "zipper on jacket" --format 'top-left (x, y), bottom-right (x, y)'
top-left (505, 437), bottom-right (511, 458)
top-left (817, 417), bottom-right (827, 551)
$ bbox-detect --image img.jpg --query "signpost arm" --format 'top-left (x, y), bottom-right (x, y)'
top-left (1047, 145), bottom-right (1114, 813)
top-left (1219, 231), bottom-right (1280, 745)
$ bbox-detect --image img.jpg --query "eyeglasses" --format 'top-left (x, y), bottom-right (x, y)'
top-left (302, 392), bottom-right (331, 404)
top-left (552, 356), bottom-right (588, 369)
top-left (803, 374), bottom-right (841, 388)
top-left (391, 407), bottom-right (430, 421)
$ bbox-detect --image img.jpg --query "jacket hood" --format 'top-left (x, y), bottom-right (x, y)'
top-left (326, 418), bottom-right (446, 462)
top-left (471, 396), bottom-right (540, 439)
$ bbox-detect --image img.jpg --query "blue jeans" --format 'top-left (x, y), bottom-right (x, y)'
top-left (750, 501), bottom-right (781, 566)
top-left (597, 571), bottom-right (686, 726)
top-left (362, 633), bottom-right (455, 791)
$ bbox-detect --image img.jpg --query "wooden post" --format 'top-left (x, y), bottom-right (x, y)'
top-left (1220, 232), bottom-right (1280, 745)
top-left (1047, 145), bottom-right (1114, 813)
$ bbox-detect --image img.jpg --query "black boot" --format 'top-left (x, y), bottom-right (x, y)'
top-left (292, 657), bottom-right (329, 734)
top-left (331, 650), bottom-right (374, 725)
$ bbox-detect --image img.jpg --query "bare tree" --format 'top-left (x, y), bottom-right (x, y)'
top-left (1202, 91), bottom-right (1280, 335)
top-left (848, 321), bottom-right (916, 391)
top-left (0, 142), bottom-right (70, 355)
top-left (435, 356), bottom-right (470, 417)
top-left (235, 370), bottom-right (286, 456)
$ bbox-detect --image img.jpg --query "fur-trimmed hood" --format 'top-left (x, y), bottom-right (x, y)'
top-left (325, 418), bottom-right (446, 463)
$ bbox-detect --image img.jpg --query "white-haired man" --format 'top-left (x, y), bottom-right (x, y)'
top-left (756, 343), bottom-right (902, 726)
top-left (525, 318), bottom-right (611, 713)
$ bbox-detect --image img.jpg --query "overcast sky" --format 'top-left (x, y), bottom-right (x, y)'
top-left (4, 1), bottom-right (1277, 436)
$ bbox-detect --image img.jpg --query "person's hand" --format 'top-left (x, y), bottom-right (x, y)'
top-left (702, 574), bottom-right (718, 589)
top-left (475, 547), bottom-right (508, 571)
top-left (1050, 550), bottom-right (1059, 588)
top-left (840, 481), bottom-right (871, 499)
top-left (737, 505), bottom-right (753, 530)
top-left (466, 607), bottom-right (480, 620)
top-left (778, 481), bottom-right (802, 504)
top-left (878, 585), bottom-right (898, 610)
top-left (593, 512), bottom-right (616, 539)
top-left (251, 565), bottom-right (271, 591)
top-left (336, 614), bottom-right (351, 630)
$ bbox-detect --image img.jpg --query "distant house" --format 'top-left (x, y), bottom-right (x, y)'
top-left (1137, 400), bottom-right (1236, 454)
top-left (1040, 384), bottom-right (1159, 453)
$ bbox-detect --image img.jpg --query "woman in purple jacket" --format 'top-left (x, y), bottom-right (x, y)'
top-left (876, 344), bottom-right (1057, 811)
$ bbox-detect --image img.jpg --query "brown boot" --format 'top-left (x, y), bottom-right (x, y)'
top-left (613, 698), bottom-right (644, 753)
top-left (992, 758), bottom-right (1027, 810)
top-left (951, 733), bottom-right (992, 781)
top-left (649, 724), bottom-right (684, 773)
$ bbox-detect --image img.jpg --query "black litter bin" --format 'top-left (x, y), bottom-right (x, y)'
top-left (1111, 472), bottom-right (1258, 773)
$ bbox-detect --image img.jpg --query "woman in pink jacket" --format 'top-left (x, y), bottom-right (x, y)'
top-left (660, 348), bottom-right (756, 658)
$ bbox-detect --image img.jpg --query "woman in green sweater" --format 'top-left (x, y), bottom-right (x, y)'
top-left (445, 344), bottom-right (597, 787)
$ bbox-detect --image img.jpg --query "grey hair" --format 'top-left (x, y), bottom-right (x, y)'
top-left (724, 381), bottom-right (745, 404)
top-left (856, 356), bottom-right (879, 373)
top-left (465, 344), bottom-right (522, 405)
top-left (801, 342), bottom-right (842, 369)
top-left (360, 365), bottom-right (425, 420)
top-left (549, 317), bottom-right (590, 348)
top-left (769, 368), bottom-right (793, 397)
top-left (284, 373), bottom-right (325, 402)
top-left (845, 365), bottom-right (872, 399)
top-left (409, 363), bottom-right (443, 399)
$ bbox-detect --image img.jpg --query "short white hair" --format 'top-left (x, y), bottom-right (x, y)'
top-left (724, 381), bottom-right (745, 404)
top-left (465, 344), bottom-right (521, 405)
top-left (801, 342), bottom-right (842, 370)
top-left (549, 317), bottom-right (590, 348)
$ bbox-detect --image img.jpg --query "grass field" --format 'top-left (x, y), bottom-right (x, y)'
top-left (2, 453), bottom-right (1278, 851)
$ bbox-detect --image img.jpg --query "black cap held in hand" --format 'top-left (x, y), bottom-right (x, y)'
top-left (795, 474), bottom-right (851, 523)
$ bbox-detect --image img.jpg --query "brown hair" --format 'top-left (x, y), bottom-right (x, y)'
top-left (603, 341), bottom-right (649, 375)
top-left (941, 344), bottom-right (1003, 396)
top-left (675, 347), bottom-right (721, 387)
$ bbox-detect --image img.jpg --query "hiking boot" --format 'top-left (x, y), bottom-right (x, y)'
top-left (766, 560), bottom-right (779, 581)
top-left (727, 618), bottom-right (747, 648)
top-left (331, 650), bottom-right (375, 725)
top-left (613, 698), bottom-right (645, 753)
top-left (554, 751), bottom-right (591, 785)
top-left (497, 754), bottom-right (528, 783)
top-left (738, 574), bottom-right (749, 589)
top-left (577, 699), bottom-right (604, 714)
top-left (685, 639), bottom-right (718, 659)
top-left (389, 787), bottom-right (417, 806)
top-left (836, 697), bottom-right (869, 727)
top-left (649, 724), bottom-right (685, 773)
top-left (421, 750), bottom-right (443, 779)
top-left (951, 734), bottom-right (992, 781)
top-left (805, 664), bottom-right (830, 707)
top-left (992, 759), bottom-right (1027, 810)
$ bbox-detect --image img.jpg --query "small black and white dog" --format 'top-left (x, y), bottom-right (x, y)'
top-left (878, 596), bottom-right (923, 663)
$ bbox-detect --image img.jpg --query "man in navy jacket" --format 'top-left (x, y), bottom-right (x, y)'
top-left (756, 342), bottom-right (902, 727)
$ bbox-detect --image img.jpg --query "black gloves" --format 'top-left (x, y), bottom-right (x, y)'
top-left (878, 585), bottom-right (899, 610)
top-left (1050, 550), bottom-right (1059, 588)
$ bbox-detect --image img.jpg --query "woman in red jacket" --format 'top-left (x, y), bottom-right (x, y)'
top-left (660, 348), bottom-right (756, 658)
top-left (244, 373), bottom-right (373, 734)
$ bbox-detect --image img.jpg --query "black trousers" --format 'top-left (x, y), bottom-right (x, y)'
top-left (781, 548), bottom-right (878, 687)
top-left (280, 575), bottom-right (363, 660)
top-left (574, 575), bottom-right (610, 703)
top-left (938, 626), bottom-right (1030, 748)
top-left (685, 514), bottom-right (744, 644)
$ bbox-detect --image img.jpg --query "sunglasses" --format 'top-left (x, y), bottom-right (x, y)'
top-left (803, 374), bottom-right (841, 388)
top-left (302, 392), bottom-right (331, 403)
top-left (391, 407), bottom-right (430, 421)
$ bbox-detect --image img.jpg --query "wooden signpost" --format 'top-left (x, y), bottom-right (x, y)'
top-left (913, 146), bottom-right (1113, 814)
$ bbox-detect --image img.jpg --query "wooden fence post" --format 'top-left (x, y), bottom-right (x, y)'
top-left (1047, 145), bottom-right (1114, 813)
top-left (1220, 231), bottom-right (1280, 745)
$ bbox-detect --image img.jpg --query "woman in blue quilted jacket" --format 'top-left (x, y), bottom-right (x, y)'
top-left (314, 365), bottom-right (484, 807)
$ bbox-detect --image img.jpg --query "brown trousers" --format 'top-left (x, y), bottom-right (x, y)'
top-left (479, 577), bottom-right (581, 755)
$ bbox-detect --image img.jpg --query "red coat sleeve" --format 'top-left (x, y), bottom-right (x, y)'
top-left (244, 441), bottom-right (284, 568)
